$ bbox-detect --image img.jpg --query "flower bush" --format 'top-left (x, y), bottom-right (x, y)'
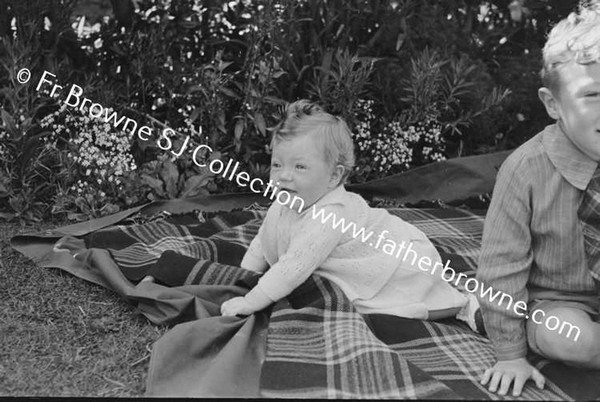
top-left (0, 12), bottom-right (74, 221)
top-left (40, 105), bottom-right (144, 220)
top-left (352, 99), bottom-right (446, 182)
top-left (41, 106), bottom-right (137, 186)
top-left (0, 0), bottom-right (574, 221)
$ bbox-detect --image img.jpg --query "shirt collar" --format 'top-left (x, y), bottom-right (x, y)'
top-left (543, 123), bottom-right (598, 190)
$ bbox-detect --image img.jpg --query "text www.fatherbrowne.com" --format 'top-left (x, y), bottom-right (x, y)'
top-left (21, 68), bottom-right (580, 342)
top-left (308, 204), bottom-right (582, 342)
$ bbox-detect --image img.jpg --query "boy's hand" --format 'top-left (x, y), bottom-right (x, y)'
top-left (480, 358), bottom-right (545, 396)
top-left (221, 296), bottom-right (255, 317)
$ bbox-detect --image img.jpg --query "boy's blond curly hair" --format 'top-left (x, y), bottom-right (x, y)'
top-left (542, 0), bottom-right (600, 93)
top-left (271, 100), bottom-right (356, 184)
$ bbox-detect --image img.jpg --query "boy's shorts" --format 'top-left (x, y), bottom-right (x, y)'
top-left (526, 299), bottom-right (599, 357)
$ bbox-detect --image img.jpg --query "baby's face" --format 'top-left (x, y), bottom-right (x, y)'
top-left (270, 133), bottom-right (339, 210)
top-left (552, 61), bottom-right (600, 161)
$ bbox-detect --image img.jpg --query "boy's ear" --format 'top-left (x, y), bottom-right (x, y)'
top-left (329, 164), bottom-right (345, 187)
top-left (538, 87), bottom-right (561, 120)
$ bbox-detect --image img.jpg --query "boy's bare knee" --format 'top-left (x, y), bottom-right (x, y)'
top-left (534, 307), bottom-right (600, 368)
top-left (537, 329), bottom-right (594, 366)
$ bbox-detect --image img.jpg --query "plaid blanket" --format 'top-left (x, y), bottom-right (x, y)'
top-left (61, 206), bottom-right (596, 399)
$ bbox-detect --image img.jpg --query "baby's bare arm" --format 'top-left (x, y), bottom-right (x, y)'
top-left (241, 233), bottom-right (268, 273)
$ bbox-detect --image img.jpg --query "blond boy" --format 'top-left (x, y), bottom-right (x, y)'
top-left (477, 1), bottom-right (600, 396)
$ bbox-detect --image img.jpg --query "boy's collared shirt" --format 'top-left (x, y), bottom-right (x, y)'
top-left (478, 123), bottom-right (599, 361)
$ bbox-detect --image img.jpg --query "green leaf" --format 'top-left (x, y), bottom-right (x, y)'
top-left (0, 212), bottom-right (15, 221)
top-left (234, 119), bottom-right (245, 141)
top-left (187, 85), bottom-right (207, 96)
top-left (110, 44), bottom-right (126, 56)
top-left (264, 96), bottom-right (287, 105)
top-left (217, 60), bottom-right (233, 72)
top-left (141, 174), bottom-right (165, 197)
top-left (254, 112), bottom-right (266, 136)
top-left (395, 33), bottom-right (406, 51)
top-left (8, 196), bottom-right (23, 213)
top-left (159, 161), bottom-right (179, 198)
top-left (189, 107), bottom-right (201, 123)
top-left (217, 111), bottom-right (226, 133)
top-left (219, 87), bottom-right (239, 98)
top-left (179, 20), bottom-right (200, 29)
top-left (0, 109), bottom-right (17, 136)
top-left (101, 203), bottom-right (120, 216)
top-left (0, 181), bottom-right (8, 198)
top-left (67, 212), bottom-right (88, 222)
top-left (74, 197), bottom-right (92, 216)
top-left (180, 175), bottom-right (211, 198)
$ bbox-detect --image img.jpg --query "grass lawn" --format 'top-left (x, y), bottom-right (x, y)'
top-left (0, 220), bottom-right (168, 397)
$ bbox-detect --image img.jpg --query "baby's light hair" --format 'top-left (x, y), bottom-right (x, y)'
top-left (272, 100), bottom-right (355, 183)
top-left (541, 0), bottom-right (600, 94)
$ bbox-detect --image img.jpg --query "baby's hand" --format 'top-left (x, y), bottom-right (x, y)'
top-left (221, 296), bottom-right (255, 316)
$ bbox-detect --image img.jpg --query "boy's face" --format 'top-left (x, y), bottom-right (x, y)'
top-left (539, 61), bottom-right (600, 161)
top-left (270, 133), bottom-right (342, 210)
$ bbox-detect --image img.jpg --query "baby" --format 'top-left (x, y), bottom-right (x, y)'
top-left (221, 100), bottom-right (476, 323)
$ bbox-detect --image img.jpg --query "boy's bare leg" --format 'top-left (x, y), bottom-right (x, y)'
top-left (532, 306), bottom-right (600, 368)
